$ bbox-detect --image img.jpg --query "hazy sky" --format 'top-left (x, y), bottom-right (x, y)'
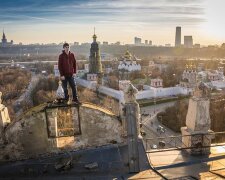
top-left (0, 0), bottom-right (224, 45)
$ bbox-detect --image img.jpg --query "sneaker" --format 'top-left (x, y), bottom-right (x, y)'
top-left (63, 99), bottom-right (69, 104)
top-left (56, 98), bottom-right (67, 104)
top-left (72, 99), bottom-right (81, 105)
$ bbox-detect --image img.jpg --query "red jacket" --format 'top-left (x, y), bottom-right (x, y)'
top-left (58, 50), bottom-right (76, 77)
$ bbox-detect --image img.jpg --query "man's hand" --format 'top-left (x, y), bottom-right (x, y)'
top-left (60, 76), bottom-right (65, 80)
top-left (72, 74), bottom-right (76, 78)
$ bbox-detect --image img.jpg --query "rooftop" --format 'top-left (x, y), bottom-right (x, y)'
top-left (0, 140), bottom-right (163, 179)
top-left (147, 144), bottom-right (225, 179)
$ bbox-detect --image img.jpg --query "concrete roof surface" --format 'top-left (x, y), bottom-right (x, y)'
top-left (0, 141), bottom-right (162, 180)
top-left (148, 145), bottom-right (225, 179)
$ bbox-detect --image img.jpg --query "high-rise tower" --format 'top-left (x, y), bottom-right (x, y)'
top-left (175, 26), bottom-right (181, 47)
top-left (184, 36), bottom-right (193, 48)
top-left (1, 29), bottom-right (13, 47)
top-left (1, 30), bottom-right (7, 44)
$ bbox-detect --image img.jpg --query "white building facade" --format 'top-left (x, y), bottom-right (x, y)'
top-left (180, 65), bottom-right (197, 88)
top-left (151, 78), bottom-right (163, 88)
top-left (118, 50), bottom-right (141, 80)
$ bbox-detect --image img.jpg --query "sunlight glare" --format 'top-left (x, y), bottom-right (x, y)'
top-left (201, 0), bottom-right (225, 40)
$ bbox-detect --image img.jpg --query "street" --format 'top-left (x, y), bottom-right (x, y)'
top-left (140, 102), bottom-right (181, 150)
top-left (14, 73), bottom-right (41, 116)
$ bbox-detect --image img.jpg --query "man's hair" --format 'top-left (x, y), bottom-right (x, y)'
top-left (63, 43), bottom-right (69, 48)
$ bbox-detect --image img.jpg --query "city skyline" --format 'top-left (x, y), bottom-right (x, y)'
top-left (0, 0), bottom-right (225, 45)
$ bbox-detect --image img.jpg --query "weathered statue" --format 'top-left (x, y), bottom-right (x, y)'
top-left (196, 82), bottom-right (211, 98)
top-left (123, 83), bottom-right (138, 103)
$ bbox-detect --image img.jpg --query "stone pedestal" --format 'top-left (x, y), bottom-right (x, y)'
top-left (122, 83), bottom-right (140, 173)
top-left (186, 97), bottom-right (210, 132)
top-left (122, 83), bottom-right (141, 136)
top-left (181, 127), bottom-right (213, 155)
top-left (119, 102), bottom-right (127, 137)
top-left (46, 108), bottom-right (59, 148)
top-left (181, 95), bottom-right (213, 155)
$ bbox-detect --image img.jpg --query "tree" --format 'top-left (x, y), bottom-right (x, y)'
top-left (108, 75), bottom-right (119, 90)
top-left (130, 71), bottom-right (146, 80)
top-left (0, 68), bottom-right (31, 121)
top-left (157, 100), bottom-right (188, 132)
top-left (221, 43), bottom-right (225, 49)
top-left (150, 67), bottom-right (161, 78)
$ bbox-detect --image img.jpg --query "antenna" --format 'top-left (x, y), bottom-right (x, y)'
top-left (94, 27), bottom-right (95, 35)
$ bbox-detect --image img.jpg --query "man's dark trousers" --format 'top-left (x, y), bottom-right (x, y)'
top-left (62, 76), bottom-right (78, 101)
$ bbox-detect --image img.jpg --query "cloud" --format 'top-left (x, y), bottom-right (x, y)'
top-left (0, 0), bottom-right (205, 27)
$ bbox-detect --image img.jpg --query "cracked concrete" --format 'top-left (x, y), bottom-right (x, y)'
top-left (0, 102), bottom-right (125, 161)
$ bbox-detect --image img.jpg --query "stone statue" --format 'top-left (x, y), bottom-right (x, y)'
top-left (199, 82), bottom-right (210, 97)
top-left (194, 82), bottom-right (211, 98)
top-left (123, 83), bottom-right (138, 103)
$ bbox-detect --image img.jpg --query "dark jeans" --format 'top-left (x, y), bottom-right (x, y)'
top-left (62, 76), bottom-right (78, 101)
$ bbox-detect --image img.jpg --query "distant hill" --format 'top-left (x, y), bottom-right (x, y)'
top-left (1, 45), bottom-right (225, 60)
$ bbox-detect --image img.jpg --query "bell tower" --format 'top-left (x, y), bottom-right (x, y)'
top-left (87, 28), bottom-right (103, 84)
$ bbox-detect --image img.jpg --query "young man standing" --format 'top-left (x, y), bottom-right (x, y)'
top-left (58, 43), bottom-right (80, 104)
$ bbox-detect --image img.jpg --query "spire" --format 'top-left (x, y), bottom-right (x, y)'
top-left (2, 28), bottom-right (6, 39)
top-left (92, 27), bottom-right (97, 42)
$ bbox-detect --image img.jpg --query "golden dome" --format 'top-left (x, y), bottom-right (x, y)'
top-left (124, 50), bottom-right (132, 59)
top-left (92, 34), bottom-right (97, 39)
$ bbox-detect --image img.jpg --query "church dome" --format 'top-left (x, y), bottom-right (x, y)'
top-left (92, 34), bottom-right (97, 39)
top-left (124, 50), bottom-right (132, 60)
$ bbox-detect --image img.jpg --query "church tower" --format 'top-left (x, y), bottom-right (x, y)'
top-left (1, 30), bottom-right (7, 45)
top-left (87, 29), bottom-right (103, 84)
top-left (1, 29), bottom-right (13, 47)
top-left (89, 30), bottom-right (102, 74)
